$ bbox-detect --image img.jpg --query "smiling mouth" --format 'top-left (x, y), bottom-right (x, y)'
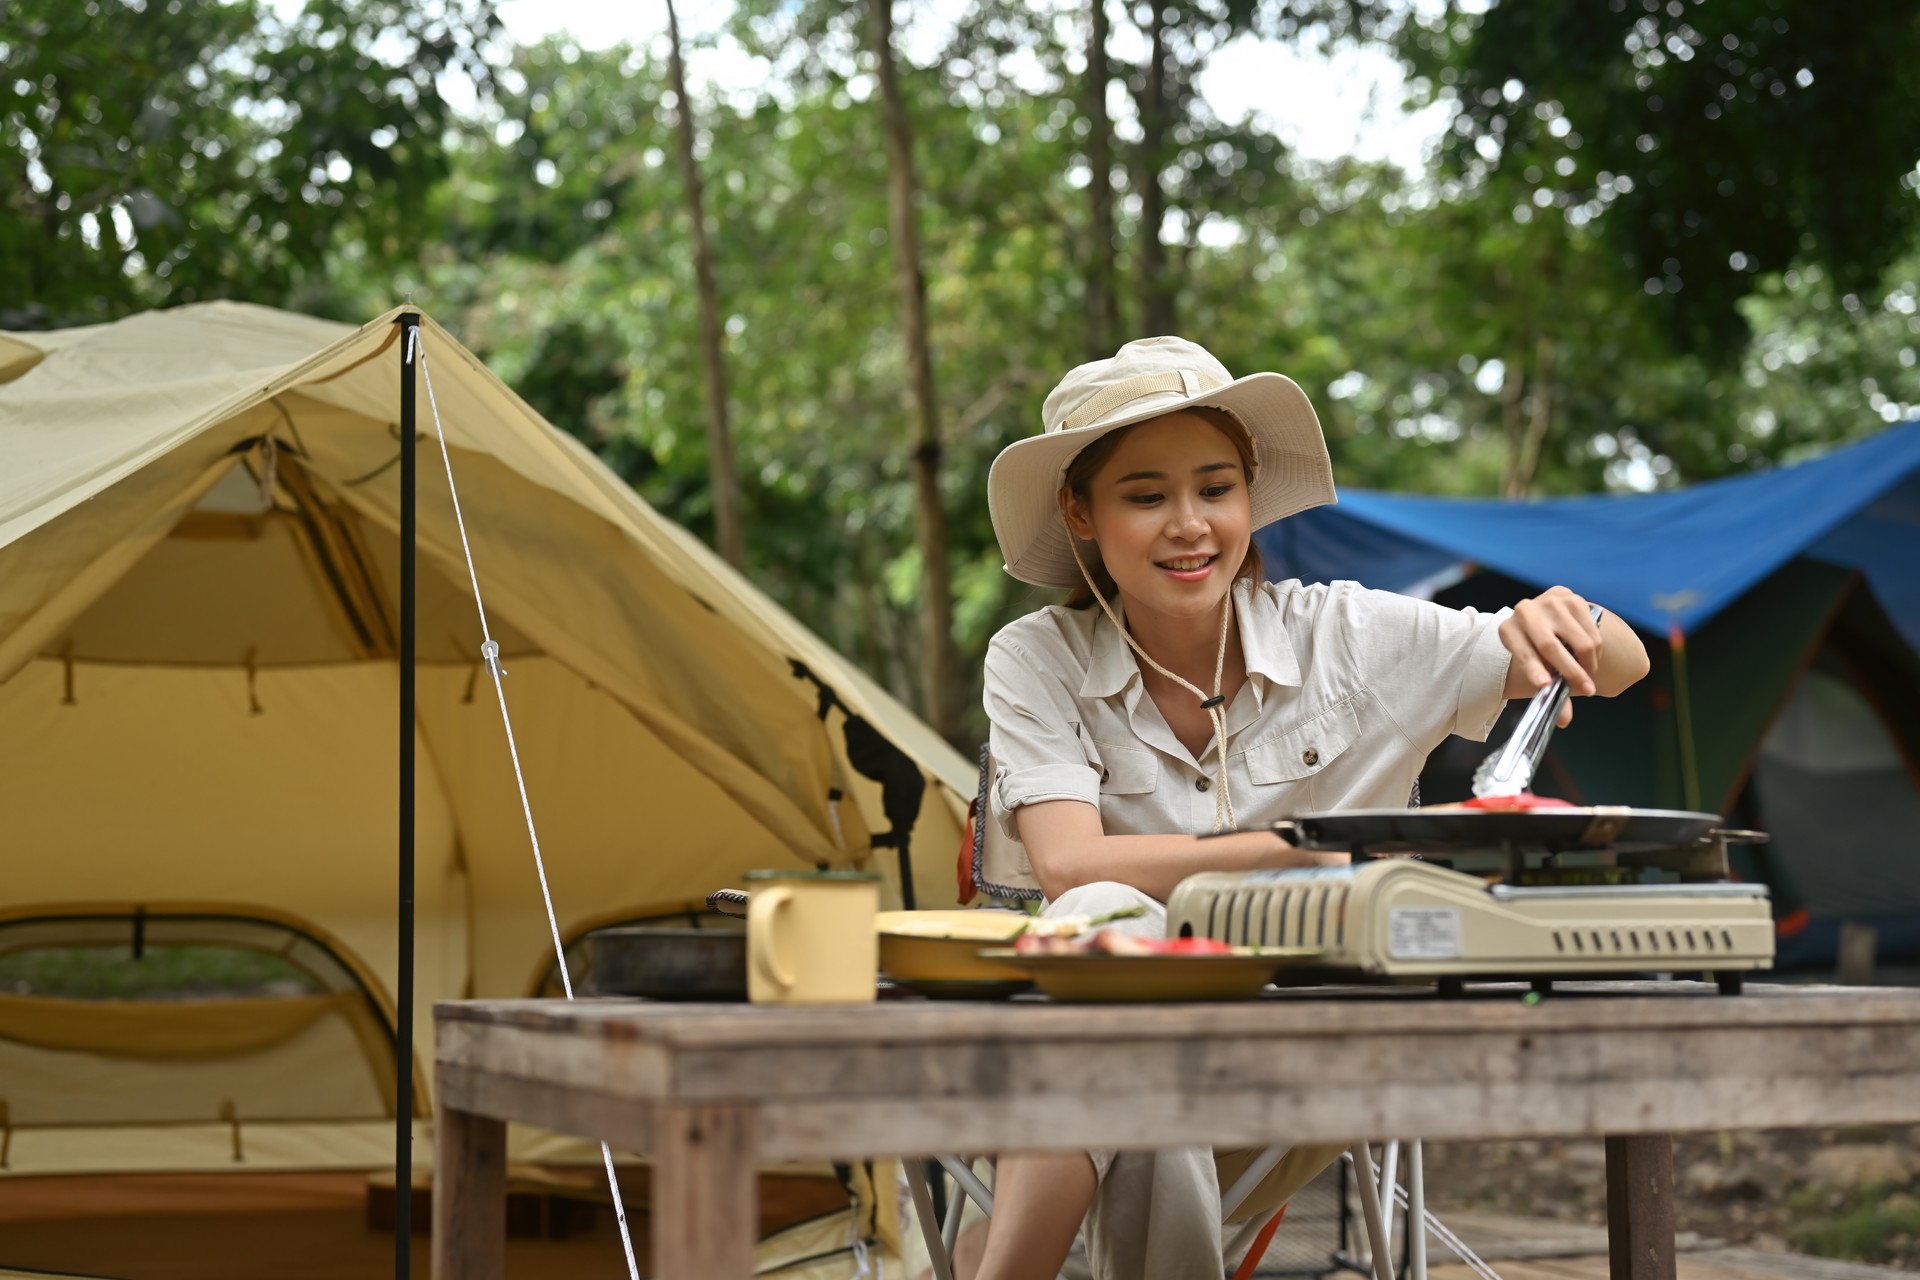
top-left (1156, 555), bottom-right (1217, 572)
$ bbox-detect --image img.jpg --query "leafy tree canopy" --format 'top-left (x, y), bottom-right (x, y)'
top-left (0, 0), bottom-right (498, 326)
top-left (1405, 0), bottom-right (1920, 354)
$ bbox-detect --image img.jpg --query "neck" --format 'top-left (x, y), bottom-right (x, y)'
top-left (1116, 583), bottom-right (1242, 691)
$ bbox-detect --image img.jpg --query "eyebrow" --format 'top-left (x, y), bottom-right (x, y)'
top-left (1112, 461), bottom-right (1240, 484)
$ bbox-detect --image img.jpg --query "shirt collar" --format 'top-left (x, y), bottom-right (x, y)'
top-left (1078, 578), bottom-right (1300, 700)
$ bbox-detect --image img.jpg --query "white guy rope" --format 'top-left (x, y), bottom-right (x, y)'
top-left (410, 327), bottom-right (642, 1280)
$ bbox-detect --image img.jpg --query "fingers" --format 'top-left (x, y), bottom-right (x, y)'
top-left (1506, 589), bottom-right (1603, 696)
top-left (1499, 614), bottom-right (1555, 690)
top-left (1527, 613), bottom-right (1594, 695)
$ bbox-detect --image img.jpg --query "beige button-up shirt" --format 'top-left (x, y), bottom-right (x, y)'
top-left (984, 577), bottom-right (1514, 837)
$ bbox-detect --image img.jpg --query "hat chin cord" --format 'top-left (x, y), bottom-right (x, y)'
top-left (1066, 521), bottom-right (1237, 833)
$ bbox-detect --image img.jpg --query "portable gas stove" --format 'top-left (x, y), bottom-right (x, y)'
top-left (1167, 807), bottom-right (1774, 994)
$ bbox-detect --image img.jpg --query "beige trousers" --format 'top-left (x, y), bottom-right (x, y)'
top-left (1044, 883), bottom-right (1225, 1280)
top-left (1042, 883), bottom-right (1344, 1280)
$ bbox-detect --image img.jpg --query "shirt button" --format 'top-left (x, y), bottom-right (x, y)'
top-left (1302, 748), bottom-right (1321, 767)
top-left (1195, 777), bottom-right (1212, 792)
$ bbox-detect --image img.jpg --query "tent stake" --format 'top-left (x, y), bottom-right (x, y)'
top-left (396, 310), bottom-right (419, 1280)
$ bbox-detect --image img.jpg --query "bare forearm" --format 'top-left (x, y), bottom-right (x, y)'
top-left (1594, 610), bottom-right (1650, 695)
top-left (1034, 830), bottom-right (1333, 903)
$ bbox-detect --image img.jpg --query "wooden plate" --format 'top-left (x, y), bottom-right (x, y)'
top-left (977, 947), bottom-right (1323, 1003)
top-left (889, 976), bottom-right (1033, 1001)
top-left (877, 909), bottom-right (1032, 982)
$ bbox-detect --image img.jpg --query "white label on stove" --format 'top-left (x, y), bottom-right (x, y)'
top-left (1388, 907), bottom-right (1463, 959)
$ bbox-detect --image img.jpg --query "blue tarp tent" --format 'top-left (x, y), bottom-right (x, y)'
top-left (1262, 420), bottom-right (1920, 646)
top-left (1258, 422), bottom-right (1920, 968)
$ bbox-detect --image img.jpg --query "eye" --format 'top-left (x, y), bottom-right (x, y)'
top-left (1125, 492), bottom-right (1164, 506)
top-left (1202, 483), bottom-right (1237, 499)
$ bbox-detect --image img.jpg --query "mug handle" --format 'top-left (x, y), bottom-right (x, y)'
top-left (749, 887), bottom-right (798, 993)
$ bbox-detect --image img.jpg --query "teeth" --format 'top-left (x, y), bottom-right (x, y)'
top-left (1160, 557), bottom-right (1213, 571)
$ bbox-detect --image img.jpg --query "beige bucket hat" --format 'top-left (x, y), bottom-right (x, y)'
top-left (988, 336), bottom-right (1337, 587)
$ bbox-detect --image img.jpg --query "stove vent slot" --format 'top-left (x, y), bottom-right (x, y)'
top-left (1267, 886), bottom-right (1297, 948)
top-left (1550, 926), bottom-right (1720, 958)
top-left (1201, 883), bottom-right (1352, 948)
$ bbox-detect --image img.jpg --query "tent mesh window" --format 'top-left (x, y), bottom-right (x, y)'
top-left (0, 913), bottom-right (405, 1130)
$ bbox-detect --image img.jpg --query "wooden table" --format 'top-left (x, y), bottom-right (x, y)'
top-left (432, 983), bottom-right (1920, 1279)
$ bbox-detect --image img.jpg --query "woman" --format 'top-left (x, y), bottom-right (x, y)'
top-left (971, 337), bottom-right (1650, 1280)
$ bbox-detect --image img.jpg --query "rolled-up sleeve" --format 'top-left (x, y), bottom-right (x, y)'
top-left (983, 636), bottom-right (1099, 833)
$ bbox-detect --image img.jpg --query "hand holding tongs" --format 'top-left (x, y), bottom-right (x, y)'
top-left (1471, 603), bottom-right (1605, 799)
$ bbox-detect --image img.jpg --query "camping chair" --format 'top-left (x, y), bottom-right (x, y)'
top-left (930, 751), bottom-right (1424, 1280)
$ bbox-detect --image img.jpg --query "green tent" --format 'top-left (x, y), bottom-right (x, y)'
top-left (1430, 563), bottom-right (1920, 966)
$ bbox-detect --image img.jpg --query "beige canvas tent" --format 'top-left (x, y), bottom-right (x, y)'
top-left (0, 300), bottom-right (970, 1274)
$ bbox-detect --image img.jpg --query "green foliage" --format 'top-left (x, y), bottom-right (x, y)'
top-left (1407, 0), bottom-right (1920, 354)
top-left (0, 0), bottom-right (498, 327)
top-left (0, 945), bottom-right (320, 999)
top-left (1787, 1182), bottom-right (1920, 1265)
top-left (11, 1), bottom-right (1920, 742)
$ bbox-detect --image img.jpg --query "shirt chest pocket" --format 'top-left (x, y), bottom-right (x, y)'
top-left (1242, 698), bottom-right (1361, 790)
top-left (1081, 733), bottom-right (1158, 796)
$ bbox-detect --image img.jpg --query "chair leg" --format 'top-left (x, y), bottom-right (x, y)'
top-left (941, 1165), bottom-right (967, 1260)
top-left (905, 1158), bottom-right (957, 1280)
top-left (1219, 1145), bottom-right (1290, 1222)
top-left (937, 1154), bottom-right (997, 1216)
top-left (1408, 1142), bottom-right (1427, 1280)
top-left (1380, 1140), bottom-right (1400, 1261)
top-left (1349, 1143), bottom-right (1397, 1280)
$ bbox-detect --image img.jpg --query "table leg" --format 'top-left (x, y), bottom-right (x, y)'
top-left (654, 1103), bottom-right (759, 1279)
top-left (1605, 1134), bottom-right (1676, 1280)
top-left (432, 1099), bottom-right (505, 1280)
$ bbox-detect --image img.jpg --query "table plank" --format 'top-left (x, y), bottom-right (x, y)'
top-left (436, 984), bottom-right (1920, 1050)
top-left (435, 986), bottom-right (1920, 1161)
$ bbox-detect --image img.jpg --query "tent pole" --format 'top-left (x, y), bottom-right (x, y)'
top-left (396, 310), bottom-right (419, 1280)
top-left (1669, 624), bottom-right (1701, 811)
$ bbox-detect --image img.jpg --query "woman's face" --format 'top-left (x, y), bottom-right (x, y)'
top-left (1064, 410), bottom-right (1252, 623)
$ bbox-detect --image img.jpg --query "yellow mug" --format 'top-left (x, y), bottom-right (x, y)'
top-left (744, 870), bottom-right (881, 1004)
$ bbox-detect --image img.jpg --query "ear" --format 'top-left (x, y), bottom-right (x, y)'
top-left (1060, 486), bottom-right (1096, 541)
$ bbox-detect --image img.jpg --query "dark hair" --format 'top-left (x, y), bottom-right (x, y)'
top-left (1059, 406), bottom-right (1264, 609)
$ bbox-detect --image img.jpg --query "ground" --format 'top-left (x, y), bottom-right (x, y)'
top-left (1420, 1126), bottom-right (1920, 1271)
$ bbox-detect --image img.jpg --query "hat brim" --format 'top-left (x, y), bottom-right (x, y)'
top-left (988, 370), bottom-right (1337, 588)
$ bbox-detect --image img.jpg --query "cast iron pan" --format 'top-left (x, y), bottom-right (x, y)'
top-left (587, 926), bottom-right (747, 1000)
top-left (1273, 806), bottom-right (1728, 853)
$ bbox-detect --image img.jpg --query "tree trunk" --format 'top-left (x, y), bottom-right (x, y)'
top-left (1498, 343), bottom-right (1528, 497)
top-left (667, 0), bottom-right (746, 569)
top-left (1084, 0), bottom-right (1120, 357)
top-left (868, 0), bottom-right (960, 741)
top-left (1512, 333), bottom-right (1558, 497)
top-left (1134, 3), bottom-right (1176, 336)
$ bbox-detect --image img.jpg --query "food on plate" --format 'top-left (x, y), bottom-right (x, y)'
top-left (1013, 929), bottom-right (1234, 957)
top-left (878, 904), bottom-right (1147, 942)
top-left (877, 911), bottom-right (1030, 941)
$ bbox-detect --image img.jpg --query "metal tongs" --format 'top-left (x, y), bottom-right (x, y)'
top-left (1471, 603), bottom-right (1605, 799)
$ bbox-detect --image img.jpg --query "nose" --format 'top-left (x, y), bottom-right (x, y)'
top-left (1165, 495), bottom-right (1208, 541)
